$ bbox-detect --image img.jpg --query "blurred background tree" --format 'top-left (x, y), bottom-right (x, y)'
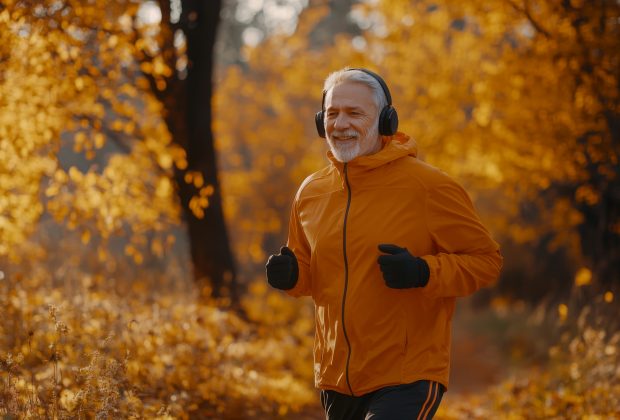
top-left (1, 0), bottom-right (238, 302)
top-left (1, 0), bottom-right (186, 292)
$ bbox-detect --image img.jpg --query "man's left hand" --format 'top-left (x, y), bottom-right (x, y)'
top-left (377, 244), bottom-right (430, 289)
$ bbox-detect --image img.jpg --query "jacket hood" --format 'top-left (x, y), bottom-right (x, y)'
top-left (327, 132), bottom-right (418, 173)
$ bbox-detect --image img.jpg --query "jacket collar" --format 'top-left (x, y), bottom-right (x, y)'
top-left (328, 132), bottom-right (418, 177)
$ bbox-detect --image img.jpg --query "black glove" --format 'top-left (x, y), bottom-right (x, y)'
top-left (266, 246), bottom-right (299, 290)
top-left (377, 244), bottom-right (430, 289)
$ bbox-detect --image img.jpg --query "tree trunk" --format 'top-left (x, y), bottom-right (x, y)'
top-left (157, 0), bottom-right (239, 303)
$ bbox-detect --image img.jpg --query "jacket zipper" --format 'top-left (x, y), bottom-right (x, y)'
top-left (342, 162), bottom-right (354, 396)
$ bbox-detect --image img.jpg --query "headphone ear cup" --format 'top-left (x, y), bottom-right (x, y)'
top-left (379, 106), bottom-right (399, 136)
top-left (315, 110), bottom-right (326, 138)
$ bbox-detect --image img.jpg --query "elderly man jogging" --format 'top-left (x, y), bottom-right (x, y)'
top-left (266, 67), bottom-right (502, 420)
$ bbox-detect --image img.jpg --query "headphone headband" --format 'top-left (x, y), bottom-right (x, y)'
top-left (320, 68), bottom-right (393, 111)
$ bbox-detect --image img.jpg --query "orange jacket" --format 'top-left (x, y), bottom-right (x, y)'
top-left (285, 133), bottom-right (502, 396)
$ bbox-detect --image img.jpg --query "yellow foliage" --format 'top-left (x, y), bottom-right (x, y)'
top-left (575, 267), bottom-right (593, 287)
top-left (0, 275), bottom-right (317, 418)
top-left (558, 303), bottom-right (569, 322)
top-left (0, 0), bottom-right (183, 262)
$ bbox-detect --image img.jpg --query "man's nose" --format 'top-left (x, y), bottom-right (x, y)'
top-left (333, 114), bottom-right (351, 130)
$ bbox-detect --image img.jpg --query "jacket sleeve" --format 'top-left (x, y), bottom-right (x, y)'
top-left (284, 197), bottom-right (313, 297)
top-left (420, 180), bottom-right (502, 298)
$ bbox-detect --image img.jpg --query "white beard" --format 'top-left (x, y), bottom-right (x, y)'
top-left (326, 119), bottom-right (381, 163)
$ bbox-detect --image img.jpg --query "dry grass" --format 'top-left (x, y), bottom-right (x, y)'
top-left (0, 277), bottom-right (316, 418)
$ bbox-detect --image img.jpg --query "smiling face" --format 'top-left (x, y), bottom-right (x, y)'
top-left (324, 81), bottom-right (382, 162)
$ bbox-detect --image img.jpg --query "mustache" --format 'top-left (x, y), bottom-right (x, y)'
top-left (331, 130), bottom-right (359, 139)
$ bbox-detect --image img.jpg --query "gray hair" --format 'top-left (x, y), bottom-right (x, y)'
top-left (323, 67), bottom-right (388, 111)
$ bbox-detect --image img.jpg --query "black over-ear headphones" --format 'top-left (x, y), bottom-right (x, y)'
top-left (314, 68), bottom-right (399, 138)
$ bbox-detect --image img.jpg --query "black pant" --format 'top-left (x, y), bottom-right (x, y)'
top-left (320, 380), bottom-right (444, 420)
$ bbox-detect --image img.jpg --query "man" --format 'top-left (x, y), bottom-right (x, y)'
top-left (265, 68), bottom-right (502, 419)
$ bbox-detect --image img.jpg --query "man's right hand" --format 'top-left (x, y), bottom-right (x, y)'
top-left (266, 246), bottom-right (299, 290)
